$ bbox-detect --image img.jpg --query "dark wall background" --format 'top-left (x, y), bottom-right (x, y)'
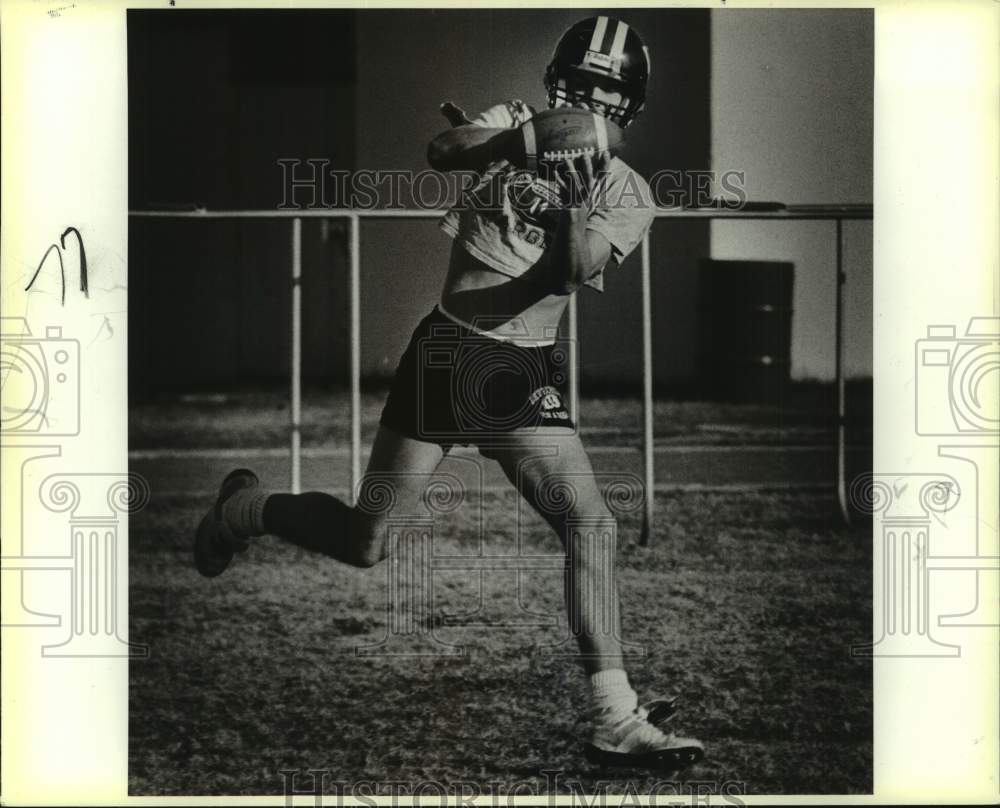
top-left (710, 10), bottom-right (873, 381)
top-left (128, 11), bottom-right (357, 392)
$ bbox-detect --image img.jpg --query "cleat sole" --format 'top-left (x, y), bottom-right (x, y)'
top-left (583, 742), bottom-right (704, 774)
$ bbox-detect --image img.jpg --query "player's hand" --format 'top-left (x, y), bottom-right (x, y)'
top-left (440, 101), bottom-right (473, 127)
top-left (554, 150), bottom-right (611, 211)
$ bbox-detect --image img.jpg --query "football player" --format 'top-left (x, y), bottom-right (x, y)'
top-left (195, 16), bottom-right (704, 773)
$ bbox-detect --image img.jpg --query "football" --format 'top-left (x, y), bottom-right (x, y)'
top-left (518, 108), bottom-right (625, 172)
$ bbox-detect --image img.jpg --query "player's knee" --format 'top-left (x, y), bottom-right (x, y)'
top-left (557, 490), bottom-right (614, 530)
top-left (563, 507), bottom-right (619, 560)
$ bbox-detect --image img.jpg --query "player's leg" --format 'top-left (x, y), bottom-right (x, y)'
top-left (195, 424), bottom-right (445, 573)
top-left (480, 430), bottom-right (624, 671)
top-left (261, 425), bottom-right (447, 567)
top-left (195, 305), bottom-right (456, 575)
top-left (481, 428), bottom-right (704, 771)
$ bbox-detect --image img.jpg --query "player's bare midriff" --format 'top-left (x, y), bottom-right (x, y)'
top-left (440, 240), bottom-right (571, 344)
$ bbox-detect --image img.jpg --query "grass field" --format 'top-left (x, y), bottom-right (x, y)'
top-left (128, 390), bottom-right (872, 797)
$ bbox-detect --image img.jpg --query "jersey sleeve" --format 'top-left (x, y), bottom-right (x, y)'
top-left (468, 99), bottom-right (535, 129)
top-left (583, 163), bottom-right (656, 291)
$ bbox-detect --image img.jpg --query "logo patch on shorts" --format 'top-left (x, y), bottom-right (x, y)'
top-left (530, 385), bottom-right (570, 420)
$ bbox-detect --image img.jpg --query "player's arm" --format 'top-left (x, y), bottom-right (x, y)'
top-left (426, 125), bottom-right (518, 172)
top-left (545, 209), bottom-right (612, 295)
top-left (427, 101), bottom-right (525, 172)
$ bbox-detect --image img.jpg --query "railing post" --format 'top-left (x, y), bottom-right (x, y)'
top-left (568, 294), bottom-right (580, 425)
top-left (640, 231), bottom-right (654, 545)
top-left (290, 217), bottom-right (302, 494)
top-left (349, 214), bottom-right (362, 504)
top-left (835, 218), bottom-right (850, 524)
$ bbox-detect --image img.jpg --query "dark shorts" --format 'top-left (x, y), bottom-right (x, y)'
top-left (379, 306), bottom-right (576, 447)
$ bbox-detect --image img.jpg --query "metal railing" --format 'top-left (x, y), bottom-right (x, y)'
top-left (130, 204), bottom-right (873, 536)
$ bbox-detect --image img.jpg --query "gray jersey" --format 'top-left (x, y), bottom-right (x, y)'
top-left (440, 100), bottom-right (655, 292)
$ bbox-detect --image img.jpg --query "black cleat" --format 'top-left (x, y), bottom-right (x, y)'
top-left (193, 469), bottom-right (259, 577)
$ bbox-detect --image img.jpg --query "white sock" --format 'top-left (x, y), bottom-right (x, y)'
top-left (590, 669), bottom-right (638, 720)
top-left (222, 488), bottom-right (269, 538)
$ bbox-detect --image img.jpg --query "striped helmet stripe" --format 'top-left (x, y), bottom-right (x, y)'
top-left (589, 15), bottom-right (609, 53)
top-left (593, 113), bottom-right (609, 151)
top-left (609, 19), bottom-right (630, 60)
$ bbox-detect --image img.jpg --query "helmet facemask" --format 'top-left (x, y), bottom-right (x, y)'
top-left (545, 73), bottom-right (643, 127)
